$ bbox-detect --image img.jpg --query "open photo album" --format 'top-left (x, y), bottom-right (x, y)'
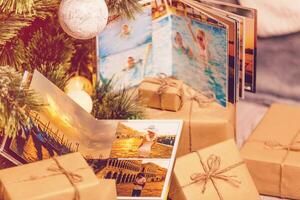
top-left (97, 0), bottom-right (257, 107)
top-left (0, 71), bottom-right (183, 200)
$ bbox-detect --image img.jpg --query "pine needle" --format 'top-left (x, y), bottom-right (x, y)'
top-left (106, 0), bottom-right (142, 19)
top-left (0, 0), bottom-right (59, 47)
top-left (0, 66), bottom-right (45, 138)
top-left (92, 79), bottom-right (144, 119)
top-left (0, 0), bottom-right (35, 15)
top-left (25, 26), bottom-right (75, 71)
top-left (36, 64), bottom-right (70, 90)
top-left (0, 13), bottom-right (33, 46)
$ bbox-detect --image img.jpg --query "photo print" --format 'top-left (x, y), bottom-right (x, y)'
top-left (110, 120), bottom-right (182, 159)
top-left (93, 159), bottom-right (171, 199)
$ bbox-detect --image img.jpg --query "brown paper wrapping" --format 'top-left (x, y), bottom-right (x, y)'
top-left (138, 77), bottom-right (184, 112)
top-left (0, 153), bottom-right (117, 200)
top-left (146, 87), bottom-right (235, 157)
top-left (241, 104), bottom-right (300, 199)
top-left (170, 139), bottom-right (260, 200)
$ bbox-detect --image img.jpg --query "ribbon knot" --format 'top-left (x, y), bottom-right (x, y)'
top-left (154, 73), bottom-right (181, 95)
top-left (49, 157), bottom-right (83, 200)
top-left (142, 73), bottom-right (184, 110)
top-left (189, 154), bottom-right (242, 197)
top-left (187, 87), bottom-right (215, 107)
top-left (47, 167), bottom-right (83, 184)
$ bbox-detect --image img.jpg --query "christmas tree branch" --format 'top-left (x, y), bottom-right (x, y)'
top-left (0, 66), bottom-right (45, 138)
top-left (106, 0), bottom-right (142, 19)
top-left (0, 13), bottom-right (33, 46)
top-left (92, 79), bottom-right (144, 119)
top-left (0, 0), bottom-right (59, 48)
top-left (0, 0), bottom-right (35, 15)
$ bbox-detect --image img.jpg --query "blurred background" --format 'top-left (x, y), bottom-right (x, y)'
top-left (226, 1), bottom-right (300, 199)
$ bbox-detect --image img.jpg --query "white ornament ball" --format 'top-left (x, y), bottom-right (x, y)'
top-left (67, 90), bottom-right (93, 113)
top-left (58, 0), bottom-right (108, 40)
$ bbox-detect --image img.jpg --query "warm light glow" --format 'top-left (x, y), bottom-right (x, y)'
top-left (46, 95), bottom-right (72, 127)
top-left (65, 76), bottom-right (93, 95)
top-left (67, 90), bottom-right (93, 113)
top-left (46, 95), bottom-right (59, 117)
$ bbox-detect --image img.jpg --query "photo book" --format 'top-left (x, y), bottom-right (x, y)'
top-left (0, 71), bottom-right (183, 200)
top-left (97, 0), bottom-right (257, 107)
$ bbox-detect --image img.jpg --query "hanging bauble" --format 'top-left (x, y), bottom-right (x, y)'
top-left (65, 75), bottom-right (94, 95)
top-left (67, 90), bottom-right (93, 113)
top-left (58, 0), bottom-right (109, 40)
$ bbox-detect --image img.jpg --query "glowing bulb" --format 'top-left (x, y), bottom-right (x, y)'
top-left (67, 90), bottom-right (93, 113)
top-left (65, 76), bottom-right (93, 95)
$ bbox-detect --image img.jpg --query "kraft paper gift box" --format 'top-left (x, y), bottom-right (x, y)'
top-left (241, 103), bottom-right (300, 199)
top-left (170, 139), bottom-right (260, 200)
top-left (138, 76), bottom-right (184, 112)
top-left (0, 152), bottom-right (117, 200)
top-left (145, 86), bottom-right (235, 157)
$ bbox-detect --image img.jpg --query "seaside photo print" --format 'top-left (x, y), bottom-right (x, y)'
top-left (110, 120), bottom-right (182, 159)
top-left (94, 159), bottom-right (170, 198)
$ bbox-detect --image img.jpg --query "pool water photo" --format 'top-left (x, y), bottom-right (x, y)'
top-left (99, 44), bottom-right (153, 90)
top-left (98, 5), bottom-right (152, 58)
top-left (97, 8), bottom-right (228, 107)
top-left (171, 15), bottom-right (228, 107)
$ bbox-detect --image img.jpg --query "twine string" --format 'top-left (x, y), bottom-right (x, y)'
top-left (179, 152), bottom-right (243, 200)
top-left (48, 157), bottom-right (83, 200)
top-left (142, 73), bottom-right (184, 110)
top-left (250, 129), bottom-right (300, 198)
top-left (186, 87), bottom-right (216, 152)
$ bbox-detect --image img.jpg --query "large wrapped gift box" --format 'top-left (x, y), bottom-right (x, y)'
top-left (145, 86), bottom-right (235, 157)
top-left (138, 76), bottom-right (184, 112)
top-left (0, 153), bottom-right (117, 200)
top-left (170, 139), bottom-right (260, 200)
top-left (241, 104), bottom-right (300, 199)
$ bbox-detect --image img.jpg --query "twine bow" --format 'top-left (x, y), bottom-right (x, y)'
top-left (186, 87), bottom-right (216, 152)
top-left (187, 87), bottom-right (216, 107)
top-left (48, 157), bottom-right (83, 200)
top-left (142, 73), bottom-right (184, 110)
top-left (182, 152), bottom-right (244, 200)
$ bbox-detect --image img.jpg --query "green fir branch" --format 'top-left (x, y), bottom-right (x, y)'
top-left (36, 64), bottom-right (70, 90)
top-left (25, 26), bottom-right (75, 71)
top-left (0, 13), bottom-right (33, 46)
top-left (0, 37), bottom-right (26, 69)
top-left (0, 66), bottom-right (45, 138)
top-left (0, 0), bottom-right (59, 48)
top-left (106, 0), bottom-right (142, 19)
top-left (0, 0), bottom-right (35, 15)
top-left (92, 79), bottom-right (144, 119)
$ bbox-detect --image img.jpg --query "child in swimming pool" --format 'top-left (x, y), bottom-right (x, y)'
top-left (188, 22), bottom-right (210, 68)
top-left (124, 56), bottom-right (142, 71)
top-left (120, 24), bottom-right (132, 38)
top-left (174, 32), bottom-right (194, 59)
top-left (118, 56), bottom-right (142, 88)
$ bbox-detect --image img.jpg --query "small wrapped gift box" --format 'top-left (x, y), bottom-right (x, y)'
top-left (146, 86), bottom-right (235, 157)
top-left (138, 75), bottom-right (184, 112)
top-left (0, 152), bottom-right (117, 200)
top-left (170, 139), bottom-right (260, 200)
top-left (241, 104), bottom-right (300, 199)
